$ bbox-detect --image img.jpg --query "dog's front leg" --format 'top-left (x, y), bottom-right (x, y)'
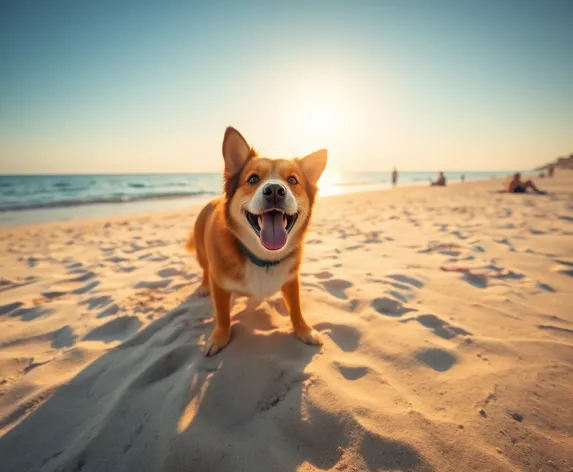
top-left (282, 276), bottom-right (322, 346)
top-left (204, 279), bottom-right (231, 356)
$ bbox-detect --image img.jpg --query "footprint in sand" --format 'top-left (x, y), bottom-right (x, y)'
top-left (0, 302), bottom-right (24, 316)
top-left (418, 243), bottom-right (462, 257)
top-left (494, 238), bottom-right (516, 252)
top-left (363, 233), bottom-right (381, 244)
top-left (402, 314), bottom-right (471, 340)
top-left (386, 274), bottom-right (424, 289)
top-left (371, 297), bottom-right (416, 317)
top-left (537, 324), bottom-right (573, 336)
top-left (40, 290), bottom-right (66, 300)
top-left (539, 314), bottom-right (571, 325)
top-left (157, 268), bottom-right (183, 278)
top-left (536, 282), bottom-right (556, 293)
top-left (97, 303), bottom-right (120, 318)
top-left (462, 273), bottom-right (488, 289)
top-left (80, 295), bottom-right (114, 311)
top-left (9, 306), bottom-right (53, 321)
top-left (335, 363), bottom-right (369, 380)
top-left (345, 244), bottom-right (364, 251)
top-left (320, 279), bottom-right (353, 300)
top-left (552, 264), bottom-right (573, 278)
top-left (554, 258), bottom-right (573, 267)
top-left (139, 252), bottom-right (169, 262)
top-left (72, 280), bottom-right (100, 295)
top-left (415, 348), bottom-right (457, 372)
top-left (61, 271), bottom-right (96, 284)
top-left (65, 261), bottom-right (84, 270)
top-left (314, 322), bottom-right (361, 352)
top-left (105, 256), bottom-right (131, 263)
top-left (346, 299), bottom-right (362, 312)
top-left (25, 256), bottom-right (41, 268)
top-left (51, 326), bottom-right (77, 349)
top-left (368, 278), bottom-right (410, 291)
top-left (387, 290), bottom-right (411, 303)
top-left (123, 243), bottom-right (145, 254)
top-left (135, 279), bottom-right (172, 290)
top-left (83, 316), bottom-right (143, 343)
top-left (450, 230), bottom-right (470, 240)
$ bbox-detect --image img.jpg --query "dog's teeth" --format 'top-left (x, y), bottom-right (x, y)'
top-left (258, 216), bottom-right (262, 228)
top-left (283, 215), bottom-right (288, 229)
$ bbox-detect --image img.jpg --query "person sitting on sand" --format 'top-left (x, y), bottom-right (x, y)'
top-left (431, 172), bottom-right (446, 186)
top-left (505, 173), bottom-right (546, 194)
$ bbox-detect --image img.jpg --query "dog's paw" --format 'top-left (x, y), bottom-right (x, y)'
top-left (204, 328), bottom-right (231, 357)
top-left (195, 285), bottom-right (210, 297)
top-left (294, 326), bottom-right (323, 346)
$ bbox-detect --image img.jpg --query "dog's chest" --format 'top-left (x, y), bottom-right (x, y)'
top-left (223, 260), bottom-right (295, 299)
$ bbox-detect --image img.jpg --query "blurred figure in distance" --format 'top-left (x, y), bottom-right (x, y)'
top-left (392, 167), bottom-right (398, 187)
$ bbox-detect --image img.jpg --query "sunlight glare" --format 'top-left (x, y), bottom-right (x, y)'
top-left (317, 169), bottom-right (342, 196)
top-left (283, 79), bottom-right (352, 170)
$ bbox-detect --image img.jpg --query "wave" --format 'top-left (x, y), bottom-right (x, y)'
top-left (0, 191), bottom-right (218, 212)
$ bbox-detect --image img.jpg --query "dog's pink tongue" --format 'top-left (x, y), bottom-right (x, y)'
top-left (260, 212), bottom-right (287, 250)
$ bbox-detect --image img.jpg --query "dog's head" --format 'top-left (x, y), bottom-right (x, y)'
top-left (222, 126), bottom-right (327, 259)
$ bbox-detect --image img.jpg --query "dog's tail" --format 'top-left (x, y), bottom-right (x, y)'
top-left (184, 233), bottom-right (196, 253)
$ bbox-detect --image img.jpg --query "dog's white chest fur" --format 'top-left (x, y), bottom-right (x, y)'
top-left (223, 259), bottom-right (295, 299)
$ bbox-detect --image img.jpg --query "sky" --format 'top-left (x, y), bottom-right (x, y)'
top-left (0, 0), bottom-right (572, 174)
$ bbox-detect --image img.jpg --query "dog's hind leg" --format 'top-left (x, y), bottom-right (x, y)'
top-left (204, 280), bottom-right (231, 356)
top-left (196, 265), bottom-right (210, 297)
top-left (194, 245), bottom-right (210, 297)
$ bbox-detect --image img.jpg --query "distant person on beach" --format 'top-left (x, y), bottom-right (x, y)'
top-left (391, 167), bottom-right (398, 186)
top-left (430, 172), bottom-right (446, 186)
top-left (461, 174), bottom-right (465, 183)
top-left (548, 165), bottom-right (555, 178)
top-left (505, 173), bottom-right (546, 194)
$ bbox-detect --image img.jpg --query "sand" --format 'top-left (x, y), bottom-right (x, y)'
top-left (0, 173), bottom-right (572, 472)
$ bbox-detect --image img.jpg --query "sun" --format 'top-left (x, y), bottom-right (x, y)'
top-left (282, 81), bottom-right (350, 166)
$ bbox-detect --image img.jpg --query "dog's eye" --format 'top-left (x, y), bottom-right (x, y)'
top-left (247, 174), bottom-right (260, 185)
top-left (287, 176), bottom-right (298, 185)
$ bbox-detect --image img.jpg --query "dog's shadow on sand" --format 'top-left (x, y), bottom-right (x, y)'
top-left (0, 293), bottom-right (433, 472)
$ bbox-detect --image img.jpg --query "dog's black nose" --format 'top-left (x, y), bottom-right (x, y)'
top-left (262, 183), bottom-right (286, 203)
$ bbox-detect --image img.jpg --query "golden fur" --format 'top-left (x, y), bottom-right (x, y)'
top-left (187, 126), bottom-right (327, 356)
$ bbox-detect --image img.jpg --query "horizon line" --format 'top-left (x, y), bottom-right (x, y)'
top-left (0, 169), bottom-right (533, 177)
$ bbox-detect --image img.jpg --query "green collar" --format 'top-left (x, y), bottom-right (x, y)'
top-left (238, 242), bottom-right (287, 270)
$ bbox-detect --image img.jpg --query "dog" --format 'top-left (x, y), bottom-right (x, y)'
top-left (186, 126), bottom-right (327, 356)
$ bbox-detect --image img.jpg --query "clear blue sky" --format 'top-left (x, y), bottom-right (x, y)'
top-left (1, 0), bottom-right (572, 174)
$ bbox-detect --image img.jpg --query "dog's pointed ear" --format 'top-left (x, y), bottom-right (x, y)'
top-left (222, 127), bottom-right (251, 174)
top-left (299, 149), bottom-right (327, 185)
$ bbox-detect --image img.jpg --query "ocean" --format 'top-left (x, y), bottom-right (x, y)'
top-left (0, 171), bottom-right (519, 226)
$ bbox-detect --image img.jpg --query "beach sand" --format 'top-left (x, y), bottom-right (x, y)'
top-left (0, 173), bottom-right (572, 472)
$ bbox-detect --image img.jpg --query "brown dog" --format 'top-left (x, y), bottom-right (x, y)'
top-left (186, 127), bottom-right (327, 356)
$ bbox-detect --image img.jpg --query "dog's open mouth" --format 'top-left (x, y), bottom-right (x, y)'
top-left (245, 210), bottom-right (298, 251)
